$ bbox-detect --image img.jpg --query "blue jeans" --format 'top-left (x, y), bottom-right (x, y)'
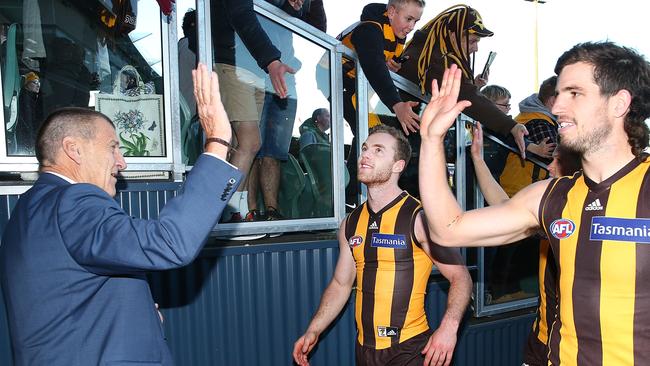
top-left (257, 92), bottom-right (297, 161)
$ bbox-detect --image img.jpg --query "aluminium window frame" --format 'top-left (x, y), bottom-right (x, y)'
top-left (199, 0), bottom-right (351, 236)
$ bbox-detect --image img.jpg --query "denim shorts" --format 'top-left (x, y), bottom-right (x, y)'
top-left (257, 92), bottom-right (297, 160)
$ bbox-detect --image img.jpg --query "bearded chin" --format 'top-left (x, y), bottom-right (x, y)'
top-left (359, 170), bottom-right (392, 187)
top-left (561, 124), bottom-right (611, 156)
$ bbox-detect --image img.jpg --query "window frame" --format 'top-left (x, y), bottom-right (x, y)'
top-left (0, 1), bottom-right (182, 177)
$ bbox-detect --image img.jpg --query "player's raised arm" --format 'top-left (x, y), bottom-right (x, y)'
top-left (418, 65), bottom-right (543, 247)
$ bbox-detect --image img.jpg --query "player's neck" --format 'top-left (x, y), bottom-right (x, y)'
top-left (365, 182), bottom-right (403, 213)
top-left (581, 136), bottom-right (636, 183)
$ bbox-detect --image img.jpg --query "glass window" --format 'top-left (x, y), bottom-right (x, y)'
top-left (209, 1), bottom-right (337, 230)
top-left (0, 0), bottom-right (167, 160)
top-left (365, 86), bottom-right (457, 200)
top-left (176, 1), bottom-right (200, 165)
top-left (469, 128), bottom-right (540, 315)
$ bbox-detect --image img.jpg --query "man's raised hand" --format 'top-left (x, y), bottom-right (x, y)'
top-left (192, 63), bottom-right (232, 157)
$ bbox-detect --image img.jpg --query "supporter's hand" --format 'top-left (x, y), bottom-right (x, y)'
top-left (510, 124), bottom-right (528, 159)
top-left (527, 137), bottom-right (556, 159)
top-left (421, 326), bottom-right (457, 366)
top-left (192, 63), bottom-right (232, 157)
top-left (287, 0), bottom-right (304, 10)
top-left (267, 60), bottom-right (296, 99)
top-left (474, 69), bottom-right (489, 89)
top-left (393, 101), bottom-right (421, 135)
top-left (474, 76), bottom-right (487, 89)
top-left (420, 64), bottom-right (472, 141)
top-left (387, 58), bottom-right (402, 72)
top-left (292, 331), bottom-right (319, 366)
top-left (470, 123), bottom-right (484, 161)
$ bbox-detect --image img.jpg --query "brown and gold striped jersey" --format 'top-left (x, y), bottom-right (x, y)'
top-left (540, 156), bottom-right (650, 366)
top-left (533, 239), bottom-right (558, 347)
top-left (344, 192), bottom-right (432, 350)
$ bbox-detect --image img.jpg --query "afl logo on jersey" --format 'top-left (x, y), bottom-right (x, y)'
top-left (550, 219), bottom-right (576, 239)
top-left (349, 235), bottom-right (363, 248)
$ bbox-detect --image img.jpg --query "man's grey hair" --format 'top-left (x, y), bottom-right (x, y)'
top-left (36, 107), bottom-right (114, 168)
top-left (312, 108), bottom-right (329, 121)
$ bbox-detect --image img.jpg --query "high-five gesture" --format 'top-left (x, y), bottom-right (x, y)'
top-left (192, 63), bottom-right (232, 158)
top-left (419, 64), bottom-right (472, 141)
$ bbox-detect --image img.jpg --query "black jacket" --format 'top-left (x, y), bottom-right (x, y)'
top-left (212, 0), bottom-right (281, 72)
top-left (399, 31), bottom-right (516, 137)
top-left (344, 3), bottom-right (403, 111)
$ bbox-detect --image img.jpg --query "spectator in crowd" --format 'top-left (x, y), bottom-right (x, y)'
top-left (178, 9), bottom-right (197, 114)
top-left (14, 71), bottom-right (43, 155)
top-left (299, 107), bottom-right (330, 150)
top-left (481, 85), bottom-right (511, 115)
top-left (499, 76), bottom-right (559, 197)
top-left (245, 0), bottom-right (327, 222)
top-left (476, 80), bottom-right (557, 305)
top-left (337, 0), bottom-right (425, 205)
top-left (478, 84), bottom-right (511, 177)
top-left (399, 5), bottom-right (527, 157)
top-left (212, 0), bottom-right (295, 222)
top-left (480, 84), bottom-right (554, 178)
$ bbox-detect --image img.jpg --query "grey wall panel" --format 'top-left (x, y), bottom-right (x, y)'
top-left (0, 194), bottom-right (18, 365)
top-left (0, 194), bottom-right (19, 239)
top-left (149, 241), bottom-right (358, 366)
top-left (115, 182), bottom-right (179, 219)
top-left (0, 284), bottom-right (12, 365)
top-left (454, 313), bottom-right (535, 366)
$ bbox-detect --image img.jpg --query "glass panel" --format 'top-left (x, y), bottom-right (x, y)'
top-left (175, 1), bottom-right (200, 165)
top-left (476, 134), bottom-right (539, 307)
top-left (365, 86), bottom-right (458, 200)
top-left (210, 5), bottom-right (334, 223)
top-left (0, 0), bottom-right (165, 157)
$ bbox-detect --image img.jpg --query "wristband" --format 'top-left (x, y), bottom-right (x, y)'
top-left (205, 137), bottom-right (234, 152)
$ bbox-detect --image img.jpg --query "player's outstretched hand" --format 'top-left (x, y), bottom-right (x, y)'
top-left (420, 64), bottom-right (472, 142)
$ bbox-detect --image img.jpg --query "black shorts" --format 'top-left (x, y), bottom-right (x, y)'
top-left (355, 329), bottom-right (433, 366)
top-left (522, 332), bottom-right (548, 366)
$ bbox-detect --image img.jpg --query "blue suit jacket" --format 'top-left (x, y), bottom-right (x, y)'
top-left (0, 155), bottom-right (241, 365)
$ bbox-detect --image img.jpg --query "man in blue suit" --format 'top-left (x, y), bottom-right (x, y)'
top-left (0, 64), bottom-right (241, 365)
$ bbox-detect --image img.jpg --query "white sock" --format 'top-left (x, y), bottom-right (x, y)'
top-left (239, 191), bottom-right (249, 214)
top-left (225, 191), bottom-right (243, 216)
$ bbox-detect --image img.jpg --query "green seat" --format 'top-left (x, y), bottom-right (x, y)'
top-left (179, 95), bottom-right (202, 166)
top-left (299, 143), bottom-right (348, 218)
top-left (278, 154), bottom-right (314, 218)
